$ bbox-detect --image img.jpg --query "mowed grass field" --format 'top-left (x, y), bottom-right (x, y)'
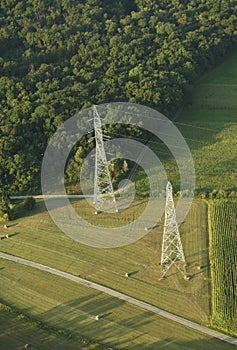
top-left (0, 198), bottom-right (213, 349)
top-left (209, 200), bottom-right (237, 337)
top-left (0, 304), bottom-right (100, 350)
top-left (0, 199), bottom-right (210, 324)
top-left (0, 259), bottom-right (235, 350)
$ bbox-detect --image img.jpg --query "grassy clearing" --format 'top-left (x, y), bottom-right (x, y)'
top-left (209, 200), bottom-right (237, 336)
top-left (175, 49), bottom-right (237, 193)
top-left (142, 50), bottom-right (237, 194)
top-left (0, 260), bottom-right (234, 350)
top-left (199, 52), bottom-right (237, 85)
top-left (0, 198), bottom-right (210, 326)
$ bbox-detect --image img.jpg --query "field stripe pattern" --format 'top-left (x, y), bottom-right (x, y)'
top-left (1, 251), bottom-right (237, 346)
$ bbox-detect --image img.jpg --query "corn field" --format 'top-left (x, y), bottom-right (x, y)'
top-left (209, 200), bottom-right (237, 336)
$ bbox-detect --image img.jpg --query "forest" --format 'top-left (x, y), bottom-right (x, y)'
top-left (0, 0), bottom-right (236, 213)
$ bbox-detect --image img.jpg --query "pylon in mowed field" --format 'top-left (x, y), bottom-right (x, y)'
top-left (93, 105), bottom-right (118, 214)
top-left (160, 181), bottom-right (187, 279)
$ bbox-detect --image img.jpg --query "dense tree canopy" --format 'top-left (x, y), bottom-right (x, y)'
top-left (0, 0), bottom-right (236, 195)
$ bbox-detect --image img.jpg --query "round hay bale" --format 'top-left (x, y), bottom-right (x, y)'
top-left (184, 275), bottom-right (191, 281)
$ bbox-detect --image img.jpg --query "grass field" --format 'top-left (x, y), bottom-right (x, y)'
top-left (0, 198), bottom-right (210, 324)
top-left (0, 260), bottom-right (235, 350)
top-left (209, 200), bottom-right (237, 337)
top-left (0, 304), bottom-right (101, 350)
top-left (176, 49), bottom-right (237, 193)
top-left (0, 198), bottom-right (212, 349)
top-left (129, 49), bottom-right (237, 194)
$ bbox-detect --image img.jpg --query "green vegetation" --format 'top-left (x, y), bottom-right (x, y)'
top-left (0, 199), bottom-right (210, 325)
top-left (0, 303), bottom-right (103, 350)
top-left (1, 196), bottom-right (236, 348)
top-left (0, 0), bottom-right (237, 346)
top-left (209, 200), bottom-right (237, 336)
top-left (0, 257), bottom-right (234, 350)
top-left (176, 51), bottom-right (237, 194)
top-left (0, 190), bottom-right (11, 220)
top-left (137, 50), bottom-right (237, 195)
top-left (0, 0), bottom-right (236, 195)
top-left (23, 196), bottom-right (36, 211)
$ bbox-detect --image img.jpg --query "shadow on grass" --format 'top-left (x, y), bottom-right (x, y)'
top-left (7, 232), bottom-right (21, 238)
top-left (6, 222), bottom-right (19, 228)
top-left (126, 270), bottom-right (139, 277)
top-left (99, 312), bottom-right (113, 319)
top-left (40, 296), bottom-right (237, 350)
top-left (39, 293), bottom-right (125, 325)
top-left (11, 198), bottom-right (80, 221)
top-left (1, 293), bottom-right (236, 350)
top-left (11, 200), bottom-right (47, 220)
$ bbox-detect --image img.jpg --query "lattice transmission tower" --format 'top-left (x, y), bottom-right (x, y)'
top-left (93, 105), bottom-right (118, 214)
top-left (160, 181), bottom-right (188, 279)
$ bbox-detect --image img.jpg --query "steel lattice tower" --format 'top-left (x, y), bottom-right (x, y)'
top-left (93, 105), bottom-right (118, 214)
top-left (160, 181), bottom-right (187, 279)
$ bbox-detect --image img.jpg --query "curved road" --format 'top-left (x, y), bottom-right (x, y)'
top-left (1, 251), bottom-right (237, 346)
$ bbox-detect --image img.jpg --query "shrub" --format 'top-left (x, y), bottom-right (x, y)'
top-left (23, 197), bottom-right (36, 211)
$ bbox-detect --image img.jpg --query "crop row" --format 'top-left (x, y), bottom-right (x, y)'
top-left (209, 200), bottom-right (237, 336)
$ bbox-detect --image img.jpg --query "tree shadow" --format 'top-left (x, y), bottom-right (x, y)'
top-left (11, 200), bottom-right (47, 220)
top-left (1, 294), bottom-right (236, 350)
top-left (39, 293), bottom-right (126, 328)
top-left (11, 198), bottom-right (79, 220)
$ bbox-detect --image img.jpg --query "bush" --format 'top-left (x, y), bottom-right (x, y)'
top-left (0, 192), bottom-right (10, 216)
top-left (23, 197), bottom-right (36, 211)
top-left (2, 212), bottom-right (10, 221)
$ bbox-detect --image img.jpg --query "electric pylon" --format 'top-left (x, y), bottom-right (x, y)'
top-left (93, 105), bottom-right (118, 214)
top-left (160, 181), bottom-right (187, 279)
